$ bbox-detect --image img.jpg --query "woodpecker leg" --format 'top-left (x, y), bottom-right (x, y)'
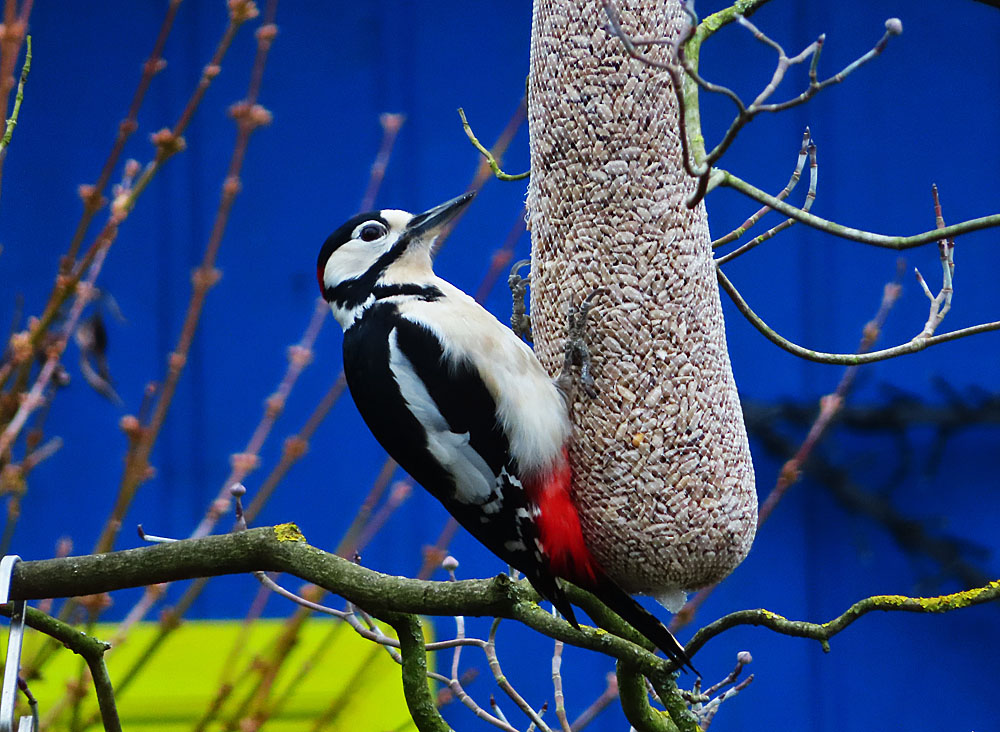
top-left (508, 259), bottom-right (533, 343)
top-left (557, 288), bottom-right (607, 399)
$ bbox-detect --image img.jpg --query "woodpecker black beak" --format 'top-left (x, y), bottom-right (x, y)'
top-left (406, 191), bottom-right (475, 239)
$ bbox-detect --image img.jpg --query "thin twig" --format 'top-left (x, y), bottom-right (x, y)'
top-left (443, 612), bottom-right (515, 731)
top-left (687, 579), bottom-right (1000, 658)
top-left (485, 618), bottom-right (553, 732)
top-left (193, 297), bottom-right (327, 540)
top-left (474, 212), bottom-right (527, 304)
top-left (489, 696), bottom-right (514, 729)
top-left (303, 643), bottom-right (389, 732)
top-left (0, 0), bottom-right (33, 199)
top-left (0, 437), bottom-right (63, 554)
top-left (698, 674), bottom-right (753, 730)
top-left (92, 0), bottom-right (272, 558)
top-left (717, 266), bottom-right (999, 366)
top-left (569, 672), bottom-right (618, 731)
top-left (459, 107), bottom-right (529, 181)
top-left (265, 620), bottom-right (346, 727)
top-left (119, 8), bottom-right (254, 216)
top-left (914, 185), bottom-right (955, 338)
top-left (348, 480), bottom-right (413, 554)
top-left (0, 247), bottom-right (109, 458)
top-left (715, 132), bottom-right (817, 265)
top-left (359, 113), bottom-right (406, 211)
top-left (417, 517), bottom-right (461, 580)
top-left (757, 269), bottom-right (903, 525)
top-left (255, 571), bottom-right (347, 619)
top-left (675, 267), bottom-right (904, 629)
top-left (0, 34), bottom-right (30, 155)
top-left (62, 0), bottom-right (181, 271)
top-left (551, 639), bottom-right (572, 732)
top-left (719, 168), bottom-right (1000, 249)
top-left (702, 651), bottom-right (751, 698)
top-left (712, 127), bottom-right (811, 249)
top-left (334, 455), bottom-right (399, 558)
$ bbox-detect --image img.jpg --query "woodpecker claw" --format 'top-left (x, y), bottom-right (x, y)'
top-left (559, 288), bottom-right (607, 398)
top-left (508, 259), bottom-right (533, 343)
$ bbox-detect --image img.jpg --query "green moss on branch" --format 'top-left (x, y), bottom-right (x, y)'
top-left (687, 580), bottom-right (1000, 657)
top-left (10, 526), bottom-right (669, 676)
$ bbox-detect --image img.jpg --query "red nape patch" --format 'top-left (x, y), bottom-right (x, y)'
top-left (317, 264), bottom-right (325, 293)
top-left (528, 449), bottom-right (599, 586)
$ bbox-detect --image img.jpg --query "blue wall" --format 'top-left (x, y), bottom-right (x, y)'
top-left (2, 2), bottom-right (998, 730)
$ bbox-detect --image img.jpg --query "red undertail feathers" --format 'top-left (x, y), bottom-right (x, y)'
top-left (526, 447), bottom-right (599, 587)
top-left (526, 448), bottom-right (696, 673)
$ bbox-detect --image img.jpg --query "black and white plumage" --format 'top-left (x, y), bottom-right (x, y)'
top-left (317, 192), bottom-right (693, 670)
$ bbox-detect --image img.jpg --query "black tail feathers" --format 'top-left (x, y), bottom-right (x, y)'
top-left (529, 570), bottom-right (696, 674)
top-left (528, 569), bottom-right (582, 629)
top-left (591, 576), bottom-right (697, 674)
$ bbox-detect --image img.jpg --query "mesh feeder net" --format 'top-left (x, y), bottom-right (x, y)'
top-left (526, 0), bottom-right (757, 603)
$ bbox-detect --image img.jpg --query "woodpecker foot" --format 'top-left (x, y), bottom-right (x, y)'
top-left (508, 259), bottom-right (533, 343)
top-left (558, 288), bottom-right (607, 398)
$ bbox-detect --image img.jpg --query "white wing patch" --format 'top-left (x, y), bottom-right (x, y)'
top-left (388, 327), bottom-right (497, 506)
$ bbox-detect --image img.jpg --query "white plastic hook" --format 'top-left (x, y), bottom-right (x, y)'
top-left (0, 555), bottom-right (34, 732)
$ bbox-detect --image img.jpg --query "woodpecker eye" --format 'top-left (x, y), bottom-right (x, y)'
top-left (358, 222), bottom-right (387, 242)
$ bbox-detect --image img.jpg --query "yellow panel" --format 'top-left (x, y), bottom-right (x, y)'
top-left (22, 616), bottom-right (428, 731)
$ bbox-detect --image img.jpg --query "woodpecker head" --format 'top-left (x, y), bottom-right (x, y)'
top-left (317, 192), bottom-right (474, 327)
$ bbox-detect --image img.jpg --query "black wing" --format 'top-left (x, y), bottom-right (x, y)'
top-left (342, 304), bottom-right (577, 620)
top-left (343, 303), bottom-right (508, 507)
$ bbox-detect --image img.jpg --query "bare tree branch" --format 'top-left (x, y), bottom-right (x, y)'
top-left (686, 580), bottom-right (1000, 657)
top-left (601, 1), bottom-right (1000, 252)
top-left (716, 266), bottom-right (1000, 365)
top-left (603, 2), bottom-right (901, 206)
top-left (60, 0), bottom-right (180, 271)
top-left (617, 661), bottom-right (685, 732)
top-left (11, 523), bottom-right (999, 732)
top-left (382, 611), bottom-right (453, 732)
top-left (9, 526), bottom-right (669, 675)
top-left (743, 408), bottom-right (994, 592)
top-left (0, 603), bottom-right (121, 732)
top-left (718, 168), bottom-right (1000, 248)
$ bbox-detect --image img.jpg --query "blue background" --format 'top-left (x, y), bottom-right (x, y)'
top-left (2, 1), bottom-right (998, 730)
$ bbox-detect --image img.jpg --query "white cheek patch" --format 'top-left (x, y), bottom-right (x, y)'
top-left (387, 327), bottom-right (497, 506)
top-left (323, 239), bottom-right (393, 289)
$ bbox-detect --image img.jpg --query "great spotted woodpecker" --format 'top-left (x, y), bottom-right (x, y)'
top-left (317, 191), bottom-right (693, 670)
